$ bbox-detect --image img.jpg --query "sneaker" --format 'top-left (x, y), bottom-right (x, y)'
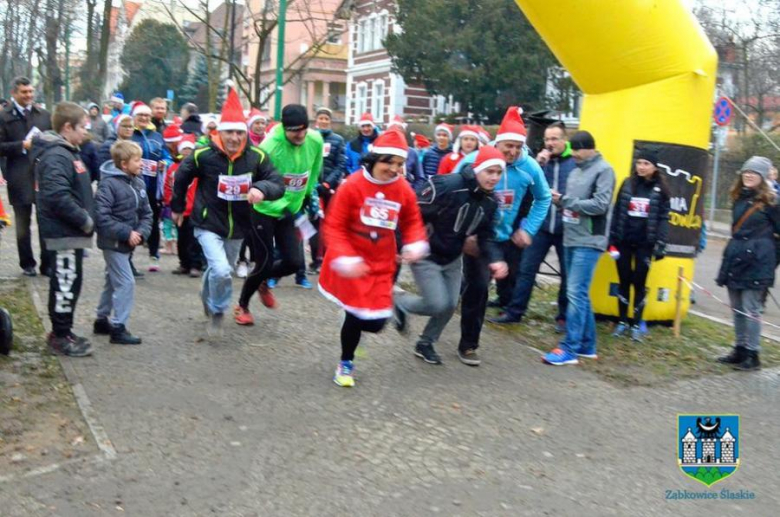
top-left (295, 277), bottom-right (313, 289)
top-left (257, 282), bottom-right (278, 309)
top-left (554, 318), bottom-right (566, 334)
top-left (208, 313), bottom-right (224, 338)
top-left (267, 278), bottom-right (277, 289)
top-left (630, 325), bottom-right (643, 342)
top-left (576, 348), bottom-right (598, 359)
top-left (308, 262), bottom-right (321, 275)
top-left (47, 333), bottom-right (93, 357)
top-left (236, 262), bottom-right (249, 279)
top-left (189, 268), bottom-right (202, 278)
top-left (542, 347), bottom-right (579, 366)
top-left (414, 342), bottom-right (442, 365)
top-left (233, 305), bottom-right (254, 326)
top-left (93, 317), bottom-right (113, 335)
top-left (487, 313), bottom-right (521, 325)
top-left (110, 324), bottom-right (142, 345)
top-left (639, 320), bottom-right (648, 335)
top-left (131, 264), bottom-right (145, 278)
top-left (22, 267), bottom-right (37, 277)
top-left (148, 257), bottom-right (160, 273)
top-left (171, 266), bottom-right (189, 275)
top-left (333, 360), bottom-right (355, 387)
top-left (392, 304), bottom-right (408, 335)
top-left (458, 348), bottom-right (481, 366)
top-left (612, 322), bottom-right (629, 337)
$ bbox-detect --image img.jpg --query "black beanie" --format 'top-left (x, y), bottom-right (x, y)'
top-left (635, 148), bottom-right (659, 167)
top-left (282, 104), bottom-right (309, 130)
top-left (569, 131), bottom-right (595, 150)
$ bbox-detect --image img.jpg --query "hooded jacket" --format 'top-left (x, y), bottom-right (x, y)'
top-left (172, 136), bottom-right (285, 240)
top-left (95, 161), bottom-right (153, 252)
top-left (32, 131), bottom-right (95, 250)
top-left (345, 127), bottom-right (379, 174)
top-left (318, 128), bottom-right (348, 188)
top-left (559, 152), bottom-right (616, 251)
top-left (87, 105), bottom-right (110, 144)
top-left (255, 124), bottom-right (323, 219)
top-left (131, 125), bottom-right (172, 200)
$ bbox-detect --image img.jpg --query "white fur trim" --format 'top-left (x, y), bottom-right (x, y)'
top-left (474, 158), bottom-right (506, 174)
top-left (178, 141), bottom-right (196, 152)
top-left (371, 146), bottom-right (408, 159)
top-left (435, 125), bottom-right (452, 138)
top-left (495, 133), bottom-right (526, 144)
top-left (361, 167), bottom-right (401, 185)
top-left (318, 283), bottom-right (393, 320)
top-left (132, 105), bottom-right (152, 116)
top-left (110, 95), bottom-right (123, 104)
top-left (401, 240), bottom-right (430, 256)
top-left (458, 130), bottom-right (480, 141)
top-left (163, 135), bottom-right (182, 143)
top-left (358, 121), bottom-right (375, 127)
top-left (217, 121), bottom-right (247, 131)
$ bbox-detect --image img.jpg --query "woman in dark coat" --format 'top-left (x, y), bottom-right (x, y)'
top-left (716, 156), bottom-right (780, 371)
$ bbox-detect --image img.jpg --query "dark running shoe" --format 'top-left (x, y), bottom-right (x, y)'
top-left (393, 304), bottom-right (408, 335)
top-left (458, 348), bottom-right (481, 366)
top-left (47, 333), bottom-right (93, 357)
top-left (414, 342), bottom-right (442, 365)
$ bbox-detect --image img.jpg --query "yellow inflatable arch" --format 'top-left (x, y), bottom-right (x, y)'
top-left (515, 0), bottom-right (718, 320)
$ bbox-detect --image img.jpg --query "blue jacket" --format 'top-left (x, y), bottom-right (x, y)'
top-left (318, 128), bottom-right (347, 187)
top-left (456, 147), bottom-right (551, 242)
top-left (405, 147), bottom-right (422, 185)
top-left (415, 145), bottom-right (452, 190)
top-left (345, 128), bottom-right (379, 174)
top-left (131, 126), bottom-right (172, 200)
top-left (539, 149), bottom-right (576, 235)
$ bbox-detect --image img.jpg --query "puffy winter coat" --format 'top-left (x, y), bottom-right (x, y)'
top-left (345, 128), bottom-right (379, 174)
top-left (95, 162), bottom-right (153, 252)
top-left (415, 145), bottom-right (452, 190)
top-left (131, 126), bottom-right (172, 200)
top-left (318, 128), bottom-right (347, 187)
top-left (610, 176), bottom-right (670, 248)
top-left (717, 190), bottom-right (780, 290)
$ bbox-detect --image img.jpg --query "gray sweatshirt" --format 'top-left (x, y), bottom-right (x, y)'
top-left (559, 152), bottom-right (616, 251)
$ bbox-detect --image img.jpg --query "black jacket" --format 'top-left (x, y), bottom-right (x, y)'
top-left (181, 115), bottom-right (203, 136)
top-left (0, 103), bottom-right (52, 205)
top-left (610, 176), bottom-right (670, 248)
top-left (95, 162), bottom-right (153, 252)
top-left (32, 132), bottom-right (95, 250)
top-left (80, 139), bottom-right (102, 183)
top-left (171, 140), bottom-right (285, 240)
top-left (416, 167), bottom-right (501, 265)
top-left (97, 134), bottom-right (120, 167)
top-left (717, 191), bottom-right (780, 290)
top-left (318, 128), bottom-right (347, 188)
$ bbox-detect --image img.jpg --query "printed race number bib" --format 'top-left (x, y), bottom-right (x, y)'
top-left (562, 209), bottom-right (580, 224)
top-left (141, 159), bottom-right (159, 178)
top-left (360, 197), bottom-right (401, 230)
top-left (323, 143), bottom-right (331, 157)
top-left (495, 189), bottom-right (515, 210)
top-left (73, 160), bottom-right (87, 175)
top-left (283, 171), bottom-right (310, 192)
top-left (628, 197), bottom-right (650, 218)
top-left (217, 174), bottom-right (252, 201)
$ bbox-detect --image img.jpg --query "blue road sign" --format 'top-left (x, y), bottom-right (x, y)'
top-left (714, 97), bottom-right (732, 126)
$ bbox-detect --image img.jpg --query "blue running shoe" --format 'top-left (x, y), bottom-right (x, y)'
top-left (267, 278), bottom-right (277, 289)
top-left (296, 277), bottom-right (313, 289)
top-left (639, 320), bottom-right (648, 335)
top-left (612, 322), bottom-right (629, 337)
top-left (542, 348), bottom-right (579, 366)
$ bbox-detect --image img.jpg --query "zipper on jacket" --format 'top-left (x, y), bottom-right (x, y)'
top-left (227, 160), bottom-right (235, 239)
top-left (550, 161), bottom-right (559, 233)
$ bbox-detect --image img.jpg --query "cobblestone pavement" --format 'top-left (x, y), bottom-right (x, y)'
top-left (0, 198), bottom-right (778, 515)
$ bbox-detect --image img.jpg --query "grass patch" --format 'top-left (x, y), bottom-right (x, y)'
top-left (489, 282), bottom-right (780, 386)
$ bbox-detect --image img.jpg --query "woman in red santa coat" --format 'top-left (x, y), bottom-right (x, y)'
top-left (318, 128), bottom-right (429, 388)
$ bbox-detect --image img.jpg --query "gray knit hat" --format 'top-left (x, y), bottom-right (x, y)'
top-left (740, 156), bottom-right (773, 179)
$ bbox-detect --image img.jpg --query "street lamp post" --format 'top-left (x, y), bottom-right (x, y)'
top-left (274, 0), bottom-right (287, 119)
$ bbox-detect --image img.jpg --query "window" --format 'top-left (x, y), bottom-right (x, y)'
top-left (368, 17), bottom-right (376, 52)
top-left (377, 13), bottom-right (388, 47)
top-left (330, 82), bottom-right (347, 111)
top-left (372, 81), bottom-right (385, 120)
top-left (355, 84), bottom-right (368, 119)
top-left (358, 19), bottom-right (367, 53)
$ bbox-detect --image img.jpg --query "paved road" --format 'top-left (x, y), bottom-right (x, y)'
top-left (0, 192), bottom-right (778, 516)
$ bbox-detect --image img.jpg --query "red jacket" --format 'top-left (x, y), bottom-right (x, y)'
top-left (164, 162), bottom-right (197, 217)
top-left (318, 168), bottom-right (427, 319)
top-left (437, 151), bottom-right (464, 175)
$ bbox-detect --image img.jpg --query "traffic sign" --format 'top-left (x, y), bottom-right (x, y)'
top-left (713, 97), bottom-right (733, 126)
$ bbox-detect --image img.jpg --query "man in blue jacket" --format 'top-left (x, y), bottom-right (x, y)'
top-left (454, 107), bottom-right (551, 366)
top-left (490, 122), bottom-right (575, 328)
top-left (345, 112), bottom-right (379, 174)
top-left (413, 123), bottom-right (453, 190)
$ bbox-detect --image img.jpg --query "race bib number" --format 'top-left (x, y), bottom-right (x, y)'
top-left (562, 209), bottom-right (580, 224)
top-left (73, 160), bottom-right (87, 175)
top-left (283, 171), bottom-right (310, 192)
top-left (360, 197), bottom-right (401, 230)
top-left (495, 189), bottom-right (515, 210)
top-left (323, 143), bottom-right (331, 157)
top-left (141, 159), bottom-right (159, 178)
top-left (628, 197), bottom-right (650, 218)
top-left (217, 174), bottom-right (252, 201)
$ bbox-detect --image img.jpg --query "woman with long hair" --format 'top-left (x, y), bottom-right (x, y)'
top-left (609, 148), bottom-right (670, 340)
top-left (716, 156), bottom-right (780, 371)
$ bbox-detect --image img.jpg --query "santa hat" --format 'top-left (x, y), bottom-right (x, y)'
top-left (173, 115), bottom-right (183, 125)
top-left (178, 134), bottom-right (197, 153)
top-left (114, 114), bottom-right (132, 133)
top-left (247, 108), bottom-right (268, 130)
top-left (110, 92), bottom-right (125, 104)
top-left (434, 123), bottom-right (454, 140)
top-left (413, 133), bottom-right (431, 149)
top-left (371, 127), bottom-right (408, 159)
top-left (202, 115), bottom-right (219, 134)
top-left (162, 124), bottom-right (183, 143)
top-left (472, 145), bottom-right (506, 174)
top-left (495, 106), bottom-right (527, 144)
top-left (454, 124), bottom-right (483, 153)
top-left (217, 88), bottom-right (247, 131)
top-left (387, 115), bottom-right (407, 131)
top-left (357, 112), bottom-right (375, 128)
top-left (477, 126), bottom-right (492, 145)
top-left (131, 102), bottom-right (152, 116)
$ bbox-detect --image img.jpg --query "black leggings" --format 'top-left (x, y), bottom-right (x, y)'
top-left (341, 312), bottom-right (389, 361)
top-left (238, 212), bottom-right (304, 308)
top-left (615, 243), bottom-right (653, 324)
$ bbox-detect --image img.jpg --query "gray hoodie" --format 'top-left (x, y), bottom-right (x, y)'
top-left (559, 152), bottom-right (616, 251)
top-left (94, 161), bottom-right (153, 253)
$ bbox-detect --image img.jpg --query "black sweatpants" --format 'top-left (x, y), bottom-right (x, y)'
top-left (48, 249), bottom-right (84, 337)
top-left (615, 243), bottom-right (653, 324)
top-left (341, 312), bottom-right (389, 361)
top-left (177, 216), bottom-right (203, 270)
top-left (238, 212), bottom-right (304, 308)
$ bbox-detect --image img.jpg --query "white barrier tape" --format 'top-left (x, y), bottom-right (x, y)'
top-left (680, 276), bottom-right (780, 331)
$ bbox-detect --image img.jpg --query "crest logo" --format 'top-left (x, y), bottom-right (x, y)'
top-left (678, 415), bottom-right (740, 487)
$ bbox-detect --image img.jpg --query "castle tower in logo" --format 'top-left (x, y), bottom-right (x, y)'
top-left (678, 415), bottom-right (740, 487)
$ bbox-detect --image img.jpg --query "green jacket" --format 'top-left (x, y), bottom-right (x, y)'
top-left (255, 124), bottom-right (323, 218)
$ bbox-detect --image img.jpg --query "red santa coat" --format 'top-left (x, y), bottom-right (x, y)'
top-left (437, 151), bottom-right (464, 175)
top-left (318, 168), bottom-right (428, 319)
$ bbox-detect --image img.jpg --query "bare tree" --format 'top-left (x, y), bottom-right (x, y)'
top-left (0, 0), bottom-right (44, 95)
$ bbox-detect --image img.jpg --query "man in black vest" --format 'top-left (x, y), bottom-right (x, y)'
top-left (0, 77), bottom-right (52, 276)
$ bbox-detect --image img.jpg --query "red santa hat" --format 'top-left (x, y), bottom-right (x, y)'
top-left (413, 133), bottom-right (431, 149)
top-left (247, 108), bottom-right (268, 130)
top-left (434, 123), bottom-right (454, 140)
top-left (162, 124), bottom-right (183, 143)
top-left (131, 102), bottom-right (152, 116)
top-left (178, 134), bottom-right (197, 153)
top-left (217, 88), bottom-right (247, 131)
top-left (495, 106), bottom-right (527, 144)
top-left (387, 115), bottom-right (407, 131)
top-left (472, 145), bottom-right (506, 174)
top-left (477, 126), bottom-right (492, 145)
top-left (357, 112), bottom-right (375, 128)
top-left (454, 124), bottom-right (483, 153)
top-left (371, 127), bottom-right (408, 159)
top-left (113, 114), bottom-right (132, 133)
top-left (173, 115), bottom-right (183, 125)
